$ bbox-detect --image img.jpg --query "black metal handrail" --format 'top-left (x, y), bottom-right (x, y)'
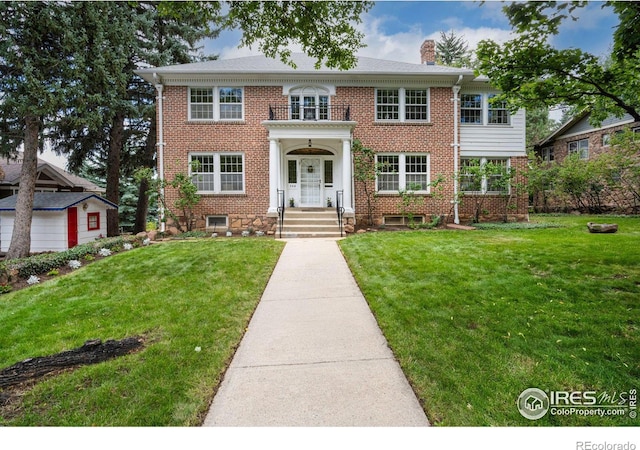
top-left (336, 190), bottom-right (345, 237)
top-left (277, 189), bottom-right (285, 239)
top-left (268, 104), bottom-right (352, 121)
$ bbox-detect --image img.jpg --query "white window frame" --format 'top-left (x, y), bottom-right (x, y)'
top-left (568, 138), bottom-right (589, 159)
top-left (375, 88), bottom-right (430, 122)
top-left (188, 87), bottom-right (244, 121)
top-left (488, 94), bottom-right (510, 125)
top-left (289, 86), bottom-right (330, 120)
top-left (206, 215), bottom-right (228, 230)
top-left (375, 153), bottom-right (430, 193)
top-left (461, 93), bottom-right (511, 126)
top-left (460, 157), bottom-right (510, 194)
top-left (189, 152), bottom-right (245, 194)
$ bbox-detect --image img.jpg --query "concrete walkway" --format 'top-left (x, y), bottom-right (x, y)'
top-left (203, 238), bottom-right (429, 426)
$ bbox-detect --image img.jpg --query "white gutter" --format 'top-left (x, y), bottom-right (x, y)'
top-left (451, 75), bottom-right (463, 225)
top-left (154, 73), bottom-right (166, 232)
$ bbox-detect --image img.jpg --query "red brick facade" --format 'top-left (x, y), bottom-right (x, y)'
top-left (159, 84), bottom-right (528, 232)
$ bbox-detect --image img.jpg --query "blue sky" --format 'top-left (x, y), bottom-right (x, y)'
top-left (204, 1), bottom-right (619, 63)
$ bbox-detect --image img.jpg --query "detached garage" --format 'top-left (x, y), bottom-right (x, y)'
top-left (0, 192), bottom-right (118, 253)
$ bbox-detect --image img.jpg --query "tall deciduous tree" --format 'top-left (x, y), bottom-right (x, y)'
top-left (476, 1), bottom-right (640, 126)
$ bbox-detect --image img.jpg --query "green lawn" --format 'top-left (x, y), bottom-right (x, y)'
top-left (0, 239), bottom-right (284, 426)
top-left (339, 215), bottom-right (639, 426)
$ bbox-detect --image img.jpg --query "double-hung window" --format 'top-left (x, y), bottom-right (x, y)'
top-left (190, 153), bottom-right (245, 193)
top-left (376, 88), bottom-right (429, 122)
top-left (568, 139), bottom-right (589, 159)
top-left (460, 157), bottom-right (510, 194)
top-left (461, 93), bottom-right (511, 125)
top-left (376, 154), bottom-right (430, 193)
top-left (189, 87), bottom-right (244, 121)
top-left (488, 95), bottom-right (510, 125)
top-left (461, 94), bottom-right (482, 124)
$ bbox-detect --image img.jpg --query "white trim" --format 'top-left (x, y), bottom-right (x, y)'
top-left (374, 87), bottom-right (431, 123)
top-left (189, 152), bottom-right (246, 194)
top-left (375, 153), bottom-right (431, 194)
top-left (187, 86), bottom-right (244, 121)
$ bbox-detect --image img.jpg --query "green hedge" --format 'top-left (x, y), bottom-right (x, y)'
top-left (1, 236), bottom-right (143, 279)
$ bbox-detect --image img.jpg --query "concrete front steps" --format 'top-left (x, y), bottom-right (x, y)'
top-left (278, 208), bottom-right (343, 238)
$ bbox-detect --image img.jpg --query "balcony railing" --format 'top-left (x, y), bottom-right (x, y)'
top-left (268, 104), bottom-right (351, 121)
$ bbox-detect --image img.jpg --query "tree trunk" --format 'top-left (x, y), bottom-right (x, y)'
top-left (106, 111), bottom-right (124, 237)
top-left (133, 117), bottom-right (156, 233)
top-left (5, 116), bottom-right (39, 260)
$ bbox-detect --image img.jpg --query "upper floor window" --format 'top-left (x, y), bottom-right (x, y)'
top-left (189, 87), bottom-right (243, 121)
top-left (461, 93), bottom-right (510, 125)
top-left (376, 88), bottom-right (429, 122)
top-left (461, 94), bottom-right (482, 124)
top-left (289, 86), bottom-right (330, 120)
top-left (189, 153), bottom-right (245, 193)
top-left (568, 138), bottom-right (589, 159)
top-left (376, 153), bottom-right (430, 193)
top-left (488, 95), bottom-right (510, 125)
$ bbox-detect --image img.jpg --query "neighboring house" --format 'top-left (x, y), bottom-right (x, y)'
top-left (0, 154), bottom-right (105, 199)
top-left (534, 111), bottom-right (640, 163)
top-left (0, 192), bottom-right (117, 253)
top-left (135, 40), bottom-right (527, 234)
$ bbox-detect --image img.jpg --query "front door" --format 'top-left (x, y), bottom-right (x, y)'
top-left (300, 158), bottom-right (322, 206)
top-left (67, 207), bottom-right (78, 248)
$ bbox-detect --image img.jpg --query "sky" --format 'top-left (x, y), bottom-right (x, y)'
top-left (40, 1), bottom-right (620, 169)
top-left (203, 0), bottom-right (619, 64)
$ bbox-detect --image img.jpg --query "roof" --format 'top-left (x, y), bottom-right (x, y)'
top-left (136, 53), bottom-right (476, 84)
top-left (0, 192), bottom-right (118, 211)
top-left (0, 154), bottom-right (105, 193)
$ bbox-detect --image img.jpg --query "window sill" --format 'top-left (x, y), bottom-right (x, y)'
top-left (197, 192), bottom-right (247, 197)
top-left (186, 120), bottom-right (245, 125)
top-left (374, 121), bottom-right (433, 126)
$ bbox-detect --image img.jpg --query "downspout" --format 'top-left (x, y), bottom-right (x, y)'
top-left (154, 73), bottom-right (166, 232)
top-left (452, 75), bottom-right (463, 225)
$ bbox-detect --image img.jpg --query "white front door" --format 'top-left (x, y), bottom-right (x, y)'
top-left (300, 158), bottom-right (322, 206)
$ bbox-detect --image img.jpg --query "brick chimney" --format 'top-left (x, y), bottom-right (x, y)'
top-left (420, 39), bottom-right (436, 65)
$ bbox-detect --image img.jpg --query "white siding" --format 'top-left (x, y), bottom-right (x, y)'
top-left (0, 211), bottom-right (67, 253)
top-left (77, 199), bottom-right (109, 244)
top-left (459, 90), bottom-right (526, 157)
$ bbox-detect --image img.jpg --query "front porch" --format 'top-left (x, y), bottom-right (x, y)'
top-left (262, 119), bottom-right (357, 223)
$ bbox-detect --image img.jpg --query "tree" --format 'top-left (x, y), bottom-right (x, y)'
top-left (0, 2), bottom-right (80, 259)
top-left (352, 139), bottom-right (380, 227)
top-left (526, 106), bottom-right (559, 149)
top-left (436, 30), bottom-right (472, 67)
top-left (476, 2), bottom-right (640, 126)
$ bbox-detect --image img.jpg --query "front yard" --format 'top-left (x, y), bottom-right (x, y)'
top-left (0, 239), bottom-right (284, 426)
top-left (339, 215), bottom-right (639, 426)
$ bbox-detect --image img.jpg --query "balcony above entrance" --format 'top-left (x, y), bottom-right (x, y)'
top-left (268, 104), bottom-right (351, 121)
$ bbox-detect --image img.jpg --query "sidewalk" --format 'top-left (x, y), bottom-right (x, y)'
top-left (203, 238), bottom-right (429, 426)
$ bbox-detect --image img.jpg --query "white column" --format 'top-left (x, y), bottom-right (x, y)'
top-left (154, 80), bottom-right (166, 232)
top-left (268, 138), bottom-right (279, 214)
top-left (341, 138), bottom-right (354, 213)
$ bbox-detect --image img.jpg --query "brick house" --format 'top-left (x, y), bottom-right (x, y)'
top-left (136, 41), bottom-right (527, 235)
top-left (534, 111), bottom-right (640, 163)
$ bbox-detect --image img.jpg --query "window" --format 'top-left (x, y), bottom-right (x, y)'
top-left (324, 160), bottom-right (333, 187)
top-left (206, 215), bottom-right (228, 229)
top-left (376, 89), bottom-right (399, 120)
top-left (405, 89), bottom-right (429, 121)
top-left (288, 160), bottom-right (297, 184)
top-left (376, 88), bottom-right (429, 122)
top-left (539, 146), bottom-right (554, 162)
top-left (189, 87), bottom-right (243, 121)
top-left (189, 88), bottom-right (214, 119)
top-left (460, 157), bottom-right (510, 194)
top-left (219, 88), bottom-right (243, 120)
top-left (190, 153), bottom-right (244, 193)
top-left (87, 212), bottom-right (100, 231)
top-left (461, 94), bottom-right (482, 124)
top-left (568, 139), bottom-right (589, 159)
top-left (602, 134), bottom-right (611, 147)
top-left (376, 154), bottom-right (430, 193)
top-left (461, 93), bottom-right (511, 125)
top-left (488, 95), bottom-right (510, 125)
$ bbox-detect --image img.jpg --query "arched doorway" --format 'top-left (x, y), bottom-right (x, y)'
top-left (286, 148), bottom-right (334, 207)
